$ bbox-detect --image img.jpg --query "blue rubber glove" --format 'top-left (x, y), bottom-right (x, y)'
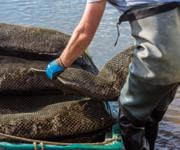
top-left (46, 59), bottom-right (65, 80)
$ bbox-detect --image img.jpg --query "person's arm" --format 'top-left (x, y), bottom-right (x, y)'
top-left (46, 0), bottom-right (107, 79)
top-left (59, 0), bottom-right (107, 67)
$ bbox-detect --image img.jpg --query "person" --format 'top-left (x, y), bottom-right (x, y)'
top-left (46, 0), bottom-right (180, 150)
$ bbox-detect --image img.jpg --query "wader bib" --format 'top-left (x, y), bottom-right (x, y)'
top-left (116, 2), bottom-right (180, 150)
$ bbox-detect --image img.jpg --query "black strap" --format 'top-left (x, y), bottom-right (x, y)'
top-left (114, 2), bottom-right (180, 46)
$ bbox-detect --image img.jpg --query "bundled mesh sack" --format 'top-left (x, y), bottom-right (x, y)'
top-left (0, 23), bottom-right (114, 143)
top-left (0, 24), bottom-right (98, 95)
top-left (0, 95), bottom-right (114, 142)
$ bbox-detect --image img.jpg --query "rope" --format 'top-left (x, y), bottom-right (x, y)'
top-left (33, 142), bottom-right (37, 150)
top-left (0, 132), bottom-right (122, 146)
top-left (29, 68), bottom-right (45, 73)
top-left (40, 142), bottom-right (44, 150)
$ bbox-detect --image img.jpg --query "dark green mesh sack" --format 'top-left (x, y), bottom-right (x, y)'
top-left (0, 23), bottom-right (113, 143)
top-left (0, 95), bottom-right (114, 142)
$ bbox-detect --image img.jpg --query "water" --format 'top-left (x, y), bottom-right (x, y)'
top-left (0, 0), bottom-right (179, 149)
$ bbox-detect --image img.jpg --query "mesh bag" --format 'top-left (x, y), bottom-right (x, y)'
top-left (0, 58), bottom-right (113, 142)
top-left (0, 95), bottom-right (114, 142)
top-left (0, 23), bottom-right (113, 143)
top-left (0, 53), bottom-right (98, 96)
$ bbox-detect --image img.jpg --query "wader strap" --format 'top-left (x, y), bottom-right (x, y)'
top-left (114, 2), bottom-right (180, 46)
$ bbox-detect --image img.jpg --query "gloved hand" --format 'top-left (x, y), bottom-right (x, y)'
top-left (46, 59), bottom-right (65, 80)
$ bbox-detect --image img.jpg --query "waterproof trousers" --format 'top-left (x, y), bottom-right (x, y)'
top-left (118, 5), bottom-right (180, 150)
top-left (119, 74), bottom-right (178, 150)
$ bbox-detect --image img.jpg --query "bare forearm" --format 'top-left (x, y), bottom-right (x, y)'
top-left (58, 1), bottom-right (106, 67)
top-left (45, 1), bottom-right (106, 79)
top-left (59, 25), bottom-right (94, 67)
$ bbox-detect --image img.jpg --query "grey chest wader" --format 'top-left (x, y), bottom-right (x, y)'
top-left (115, 2), bottom-right (180, 150)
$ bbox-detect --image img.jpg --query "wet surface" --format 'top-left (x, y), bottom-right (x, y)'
top-left (0, 0), bottom-right (179, 149)
top-left (156, 88), bottom-right (180, 150)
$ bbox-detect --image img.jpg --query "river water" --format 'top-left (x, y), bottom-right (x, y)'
top-left (0, 0), bottom-right (179, 149)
